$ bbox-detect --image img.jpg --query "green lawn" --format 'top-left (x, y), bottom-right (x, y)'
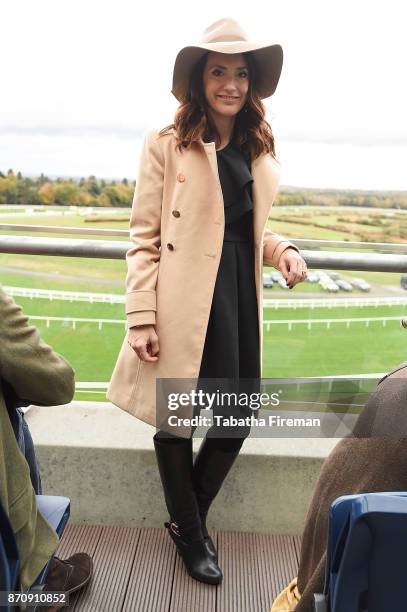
top-left (1, 207), bottom-right (406, 403)
top-left (7, 294), bottom-right (405, 402)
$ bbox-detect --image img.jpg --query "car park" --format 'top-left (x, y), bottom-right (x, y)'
top-left (262, 273), bottom-right (274, 288)
top-left (306, 272), bottom-right (320, 283)
top-left (336, 279), bottom-right (353, 292)
top-left (350, 278), bottom-right (371, 292)
top-left (326, 271), bottom-right (340, 280)
top-left (270, 271), bottom-right (283, 282)
top-left (277, 277), bottom-right (289, 289)
top-left (319, 276), bottom-right (340, 292)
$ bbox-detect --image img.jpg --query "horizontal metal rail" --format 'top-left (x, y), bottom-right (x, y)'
top-left (1, 224), bottom-right (407, 253)
top-left (293, 239), bottom-right (407, 253)
top-left (1, 235), bottom-right (407, 271)
top-left (0, 223), bottom-right (127, 236)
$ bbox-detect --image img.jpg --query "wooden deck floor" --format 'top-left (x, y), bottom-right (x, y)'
top-left (56, 524), bottom-right (300, 612)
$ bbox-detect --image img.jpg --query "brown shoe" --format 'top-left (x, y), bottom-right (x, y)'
top-left (44, 554), bottom-right (93, 609)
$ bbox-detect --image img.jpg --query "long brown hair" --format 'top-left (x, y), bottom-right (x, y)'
top-left (158, 51), bottom-right (278, 162)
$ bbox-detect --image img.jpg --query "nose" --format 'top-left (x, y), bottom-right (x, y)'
top-left (223, 75), bottom-right (240, 92)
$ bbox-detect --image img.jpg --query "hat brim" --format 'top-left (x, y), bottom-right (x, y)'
top-left (171, 42), bottom-right (283, 102)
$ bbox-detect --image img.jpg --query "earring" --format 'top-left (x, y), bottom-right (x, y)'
top-left (244, 104), bottom-right (249, 113)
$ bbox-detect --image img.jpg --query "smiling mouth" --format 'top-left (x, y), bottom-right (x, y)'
top-left (217, 95), bottom-right (239, 100)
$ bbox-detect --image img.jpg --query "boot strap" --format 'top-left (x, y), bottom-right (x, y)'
top-left (167, 521), bottom-right (181, 537)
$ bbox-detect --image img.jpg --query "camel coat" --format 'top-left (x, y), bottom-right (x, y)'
top-left (106, 127), bottom-right (299, 429)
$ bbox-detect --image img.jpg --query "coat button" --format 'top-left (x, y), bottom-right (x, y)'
top-left (176, 172), bottom-right (185, 182)
top-left (167, 243), bottom-right (174, 251)
top-left (172, 210), bottom-right (181, 218)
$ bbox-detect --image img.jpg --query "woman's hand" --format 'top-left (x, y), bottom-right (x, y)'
top-left (277, 248), bottom-right (308, 289)
top-left (127, 325), bottom-right (159, 362)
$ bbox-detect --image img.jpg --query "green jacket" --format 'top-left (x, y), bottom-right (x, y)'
top-left (0, 284), bottom-right (75, 591)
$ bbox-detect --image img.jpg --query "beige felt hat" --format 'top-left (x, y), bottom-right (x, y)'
top-left (171, 17), bottom-right (283, 102)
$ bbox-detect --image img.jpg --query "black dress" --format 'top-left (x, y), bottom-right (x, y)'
top-left (196, 140), bottom-right (260, 431)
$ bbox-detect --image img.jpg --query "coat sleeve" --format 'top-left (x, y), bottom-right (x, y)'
top-left (125, 128), bottom-right (164, 327)
top-left (260, 155), bottom-right (300, 269)
top-left (0, 286), bottom-right (75, 406)
top-left (262, 228), bottom-right (300, 269)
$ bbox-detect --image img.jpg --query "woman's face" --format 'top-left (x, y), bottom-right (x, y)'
top-left (202, 51), bottom-right (249, 120)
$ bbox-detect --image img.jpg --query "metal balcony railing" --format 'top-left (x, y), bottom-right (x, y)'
top-left (1, 223), bottom-right (407, 250)
top-left (1, 234), bottom-right (407, 272)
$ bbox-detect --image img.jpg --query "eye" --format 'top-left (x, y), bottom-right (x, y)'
top-left (212, 69), bottom-right (223, 76)
top-left (239, 71), bottom-right (249, 79)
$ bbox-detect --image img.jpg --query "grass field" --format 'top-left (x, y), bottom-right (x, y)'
top-left (1, 207), bottom-right (406, 403)
top-left (7, 294), bottom-right (406, 403)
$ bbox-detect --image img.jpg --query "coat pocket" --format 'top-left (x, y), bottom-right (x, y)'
top-left (124, 340), bottom-right (145, 406)
top-left (107, 334), bottom-right (145, 410)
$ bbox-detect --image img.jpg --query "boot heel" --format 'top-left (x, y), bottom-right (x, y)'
top-left (204, 534), bottom-right (218, 562)
top-left (164, 521), bottom-right (223, 585)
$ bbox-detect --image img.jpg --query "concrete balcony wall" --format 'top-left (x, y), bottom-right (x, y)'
top-left (26, 401), bottom-right (339, 535)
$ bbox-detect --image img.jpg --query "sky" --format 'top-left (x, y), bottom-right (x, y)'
top-left (1, 0), bottom-right (406, 190)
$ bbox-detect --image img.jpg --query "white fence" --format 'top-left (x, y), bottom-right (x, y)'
top-left (27, 315), bottom-right (126, 330)
top-left (264, 296), bottom-right (407, 309)
top-left (75, 382), bottom-right (109, 395)
top-left (263, 315), bottom-right (405, 332)
top-left (24, 313), bottom-right (405, 332)
top-left (3, 286), bottom-right (124, 304)
top-left (5, 286), bottom-right (407, 310)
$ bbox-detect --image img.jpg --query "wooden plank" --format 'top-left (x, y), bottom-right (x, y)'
top-left (217, 531), bottom-right (299, 612)
top-left (256, 533), bottom-right (299, 611)
top-left (293, 535), bottom-right (302, 565)
top-left (55, 525), bottom-right (300, 612)
top-left (55, 523), bottom-right (102, 610)
top-left (74, 525), bottom-right (140, 611)
top-left (122, 527), bottom-right (175, 612)
top-left (169, 529), bottom-right (217, 612)
top-left (217, 531), bottom-right (261, 612)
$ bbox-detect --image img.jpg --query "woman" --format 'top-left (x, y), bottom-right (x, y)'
top-left (271, 360), bottom-right (407, 611)
top-left (107, 17), bottom-right (308, 584)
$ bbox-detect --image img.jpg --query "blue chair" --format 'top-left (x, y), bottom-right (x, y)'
top-left (314, 492), bottom-right (407, 612)
top-left (30, 496), bottom-right (70, 588)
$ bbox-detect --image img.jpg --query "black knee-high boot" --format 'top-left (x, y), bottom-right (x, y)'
top-left (153, 432), bottom-right (223, 584)
top-left (192, 436), bottom-right (245, 561)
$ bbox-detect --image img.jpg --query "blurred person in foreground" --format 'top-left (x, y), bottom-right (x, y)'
top-left (0, 284), bottom-right (93, 605)
top-left (270, 358), bottom-right (407, 611)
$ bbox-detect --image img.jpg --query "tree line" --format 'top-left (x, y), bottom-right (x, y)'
top-left (0, 169), bottom-right (134, 207)
top-left (1, 169), bottom-right (407, 209)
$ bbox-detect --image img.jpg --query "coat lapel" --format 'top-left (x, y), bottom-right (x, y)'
top-left (168, 127), bottom-right (280, 247)
top-left (198, 136), bottom-right (280, 247)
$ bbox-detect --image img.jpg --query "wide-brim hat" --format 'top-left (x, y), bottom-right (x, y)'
top-left (171, 17), bottom-right (283, 102)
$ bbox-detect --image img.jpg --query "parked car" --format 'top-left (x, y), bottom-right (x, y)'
top-left (306, 272), bottom-right (320, 283)
top-left (262, 273), bottom-right (274, 288)
top-left (401, 274), bottom-right (407, 290)
top-left (336, 279), bottom-right (353, 292)
top-left (277, 277), bottom-right (289, 289)
top-left (350, 278), bottom-right (371, 292)
top-left (318, 272), bottom-right (332, 284)
top-left (326, 271), bottom-right (341, 281)
top-left (270, 271), bottom-right (283, 282)
top-left (319, 277), bottom-right (340, 292)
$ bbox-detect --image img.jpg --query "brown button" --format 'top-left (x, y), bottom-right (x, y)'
top-left (172, 210), bottom-right (181, 218)
top-left (167, 243), bottom-right (174, 251)
top-left (176, 172), bottom-right (185, 183)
